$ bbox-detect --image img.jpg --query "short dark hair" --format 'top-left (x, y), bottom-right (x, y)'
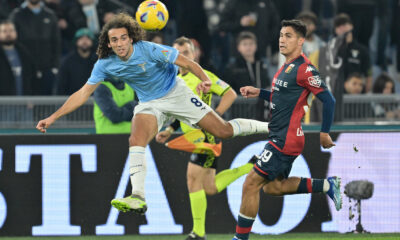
top-left (296, 11), bottom-right (318, 26)
top-left (173, 36), bottom-right (195, 52)
top-left (334, 13), bottom-right (353, 28)
top-left (281, 19), bottom-right (307, 38)
top-left (0, 19), bottom-right (14, 27)
top-left (236, 31), bottom-right (257, 46)
top-left (346, 72), bottom-right (364, 82)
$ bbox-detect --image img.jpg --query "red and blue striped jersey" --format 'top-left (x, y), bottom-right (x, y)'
top-left (268, 53), bottom-right (327, 155)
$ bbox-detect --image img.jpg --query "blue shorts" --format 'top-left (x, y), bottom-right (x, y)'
top-left (253, 142), bottom-right (298, 181)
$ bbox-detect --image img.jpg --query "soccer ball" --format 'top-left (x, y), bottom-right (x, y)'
top-left (135, 0), bottom-right (169, 31)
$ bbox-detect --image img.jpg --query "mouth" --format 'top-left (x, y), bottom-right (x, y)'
top-left (117, 48), bottom-right (125, 54)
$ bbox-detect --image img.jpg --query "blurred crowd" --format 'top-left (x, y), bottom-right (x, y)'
top-left (0, 0), bottom-right (400, 121)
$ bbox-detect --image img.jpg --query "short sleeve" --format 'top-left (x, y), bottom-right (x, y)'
top-left (208, 71), bottom-right (231, 96)
top-left (296, 63), bottom-right (327, 95)
top-left (146, 41), bottom-right (179, 64)
top-left (87, 60), bottom-right (107, 85)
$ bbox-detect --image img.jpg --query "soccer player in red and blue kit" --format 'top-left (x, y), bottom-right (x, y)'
top-left (232, 19), bottom-right (342, 240)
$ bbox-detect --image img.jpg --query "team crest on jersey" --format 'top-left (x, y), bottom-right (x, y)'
top-left (305, 65), bottom-right (314, 73)
top-left (138, 62), bottom-right (146, 72)
top-left (308, 75), bottom-right (321, 88)
top-left (285, 64), bottom-right (295, 73)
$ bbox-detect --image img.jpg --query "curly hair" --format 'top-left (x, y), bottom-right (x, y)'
top-left (96, 13), bottom-right (145, 59)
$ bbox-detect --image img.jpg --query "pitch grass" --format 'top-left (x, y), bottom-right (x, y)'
top-left (1, 233), bottom-right (400, 240)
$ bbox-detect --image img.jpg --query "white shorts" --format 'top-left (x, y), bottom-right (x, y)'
top-left (134, 77), bottom-right (213, 131)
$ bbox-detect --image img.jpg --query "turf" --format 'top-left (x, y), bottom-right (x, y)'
top-left (1, 233), bottom-right (399, 240)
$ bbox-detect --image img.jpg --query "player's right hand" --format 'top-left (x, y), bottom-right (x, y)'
top-left (36, 117), bottom-right (55, 133)
top-left (240, 86), bottom-right (260, 98)
top-left (155, 131), bottom-right (171, 144)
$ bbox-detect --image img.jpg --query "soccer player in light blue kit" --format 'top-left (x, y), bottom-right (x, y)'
top-left (36, 13), bottom-right (269, 214)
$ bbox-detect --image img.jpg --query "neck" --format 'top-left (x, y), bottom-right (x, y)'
top-left (243, 55), bottom-right (255, 63)
top-left (284, 50), bottom-right (302, 64)
top-left (2, 44), bottom-right (15, 50)
top-left (78, 49), bottom-right (91, 58)
top-left (28, 2), bottom-right (40, 9)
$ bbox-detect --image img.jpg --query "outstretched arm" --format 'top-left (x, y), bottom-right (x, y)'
top-left (175, 54), bottom-right (212, 94)
top-left (36, 83), bottom-right (100, 133)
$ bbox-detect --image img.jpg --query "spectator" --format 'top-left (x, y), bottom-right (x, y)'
top-left (344, 72), bottom-right (365, 94)
top-left (218, 0), bottom-right (280, 59)
top-left (191, 37), bottom-right (216, 73)
top-left (0, 20), bottom-right (36, 95)
top-left (373, 73), bottom-right (395, 94)
top-left (296, 11), bottom-right (325, 57)
top-left (93, 78), bottom-right (136, 134)
top-left (57, 28), bottom-right (97, 95)
top-left (45, 0), bottom-right (87, 54)
top-left (78, 0), bottom-right (134, 35)
top-left (334, 13), bottom-right (373, 93)
top-left (337, 0), bottom-right (376, 48)
top-left (10, 0), bottom-right (61, 95)
top-left (224, 31), bottom-right (270, 121)
top-left (371, 73), bottom-right (399, 119)
top-left (146, 32), bottom-right (164, 44)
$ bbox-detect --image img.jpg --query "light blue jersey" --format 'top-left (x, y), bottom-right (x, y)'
top-left (87, 41), bottom-right (179, 102)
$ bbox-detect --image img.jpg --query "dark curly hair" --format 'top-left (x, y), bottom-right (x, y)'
top-left (96, 13), bottom-right (145, 59)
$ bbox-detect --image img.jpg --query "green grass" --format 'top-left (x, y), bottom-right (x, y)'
top-left (1, 233), bottom-right (400, 240)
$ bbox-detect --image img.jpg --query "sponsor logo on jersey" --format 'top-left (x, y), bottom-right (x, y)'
top-left (285, 63), bottom-right (295, 73)
top-left (297, 128), bottom-right (304, 136)
top-left (305, 65), bottom-right (314, 73)
top-left (161, 50), bottom-right (169, 57)
top-left (308, 75), bottom-right (321, 88)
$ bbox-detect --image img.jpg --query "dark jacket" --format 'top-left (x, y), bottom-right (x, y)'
top-left (224, 56), bottom-right (270, 121)
top-left (224, 56), bottom-right (270, 93)
top-left (0, 43), bottom-right (37, 95)
top-left (9, 5), bottom-right (61, 70)
top-left (219, 0), bottom-right (280, 56)
top-left (57, 50), bottom-right (97, 95)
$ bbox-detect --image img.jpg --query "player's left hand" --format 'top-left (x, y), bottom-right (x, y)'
top-left (320, 132), bottom-right (335, 149)
top-left (196, 80), bottom-right (211, 95)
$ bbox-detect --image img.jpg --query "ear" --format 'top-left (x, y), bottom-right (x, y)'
top-left (130, 38), bottom-right (133, 44)
top-left (107, 43), bottom-right (111, 48)
top-left (298, 37), bottom-right (305, 46)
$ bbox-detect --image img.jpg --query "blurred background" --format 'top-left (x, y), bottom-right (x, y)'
top-left (0, 0), bottom-right (399, 131)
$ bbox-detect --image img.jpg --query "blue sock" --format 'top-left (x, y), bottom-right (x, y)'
top-left (234, 213), bottom-right (255, 240)
top-left (297, 178), bottom-right (324, 193)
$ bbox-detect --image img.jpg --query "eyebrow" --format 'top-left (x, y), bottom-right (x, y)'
top-left (110, 34), bottom-right (128, 39)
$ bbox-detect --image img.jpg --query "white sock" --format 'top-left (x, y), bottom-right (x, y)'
top-left (129, 146), bottom-right (146, 199)
top-left (228, 118), bottom-right (269, 137)
top-left (323, 179), bottom-right (330, 193)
